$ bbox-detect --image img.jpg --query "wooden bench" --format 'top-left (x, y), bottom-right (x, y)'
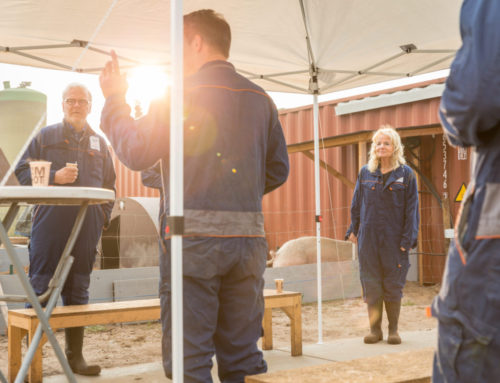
top-left (245, 348), bottom-right (433, 383)
top-left (8, 298), bottom-right (161, 383)
top-left (261, 289), bottom-right (302, 357)
top-left (8, 289), bottom-right (302, 382)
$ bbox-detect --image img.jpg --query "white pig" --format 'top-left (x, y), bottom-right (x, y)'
top-left (269, 236), bottom-right (355, 267)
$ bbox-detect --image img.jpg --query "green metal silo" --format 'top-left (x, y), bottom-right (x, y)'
top-left (0, 81), bottom-right (47, 164)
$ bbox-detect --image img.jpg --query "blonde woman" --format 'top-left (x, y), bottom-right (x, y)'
top-left (346, 125), bottom-right (419, 344)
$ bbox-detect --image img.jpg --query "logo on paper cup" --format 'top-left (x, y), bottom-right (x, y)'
top-left (29, 161), bottom-right (52, 187)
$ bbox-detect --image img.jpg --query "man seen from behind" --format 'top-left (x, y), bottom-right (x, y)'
top-left (99, 9), bottom-right (289, 383)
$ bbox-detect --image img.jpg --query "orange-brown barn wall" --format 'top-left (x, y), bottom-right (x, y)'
top-left (263, 95), bottom-right (470, 284)
top-left (110, 84), bottom-right (471, 284)
top-left (110, 148), bottom-right (160, 198)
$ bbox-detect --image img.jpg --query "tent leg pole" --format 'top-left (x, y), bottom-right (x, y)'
top-left (313, 93), bottom-right (323, 344)
top-left (170, 1), bottom-right (184, 382)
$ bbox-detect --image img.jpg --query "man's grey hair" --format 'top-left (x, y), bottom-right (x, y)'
top-left (62, 82), bottom-right (92, 102)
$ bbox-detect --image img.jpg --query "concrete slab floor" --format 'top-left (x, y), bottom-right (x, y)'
top-left (43, 329), bottom-right (437, 382)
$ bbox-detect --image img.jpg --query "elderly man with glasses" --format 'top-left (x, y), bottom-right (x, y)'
top-left (15, 82), bottom-right (116, 376)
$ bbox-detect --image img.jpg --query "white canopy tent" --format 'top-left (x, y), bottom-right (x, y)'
top-left (0, 1), bottom-right (462, 381)
top-left (1, 1), bottom-right (460, 93)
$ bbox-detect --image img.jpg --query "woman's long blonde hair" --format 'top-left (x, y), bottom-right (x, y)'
top-left (367, 125), bottom-right (406, 173)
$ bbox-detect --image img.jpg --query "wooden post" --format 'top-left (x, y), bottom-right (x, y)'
top-left (301, 151), bottom-right (355, 189)
top-left (358, 141), bottom-right (368, 171)
top-left (413, 147), bottom-right (424, 286)
top-left (418, 215), bottom-right (424, 286)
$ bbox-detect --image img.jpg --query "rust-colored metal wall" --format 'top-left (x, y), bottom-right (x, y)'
top-left (111, 79), bottom-right (471, 284)
top-left (110, 148), bottom-right (159, 198)
top-left (264, 105), bottom-right (357, 251)
top-left (263, 82), bottom-right (470, 284)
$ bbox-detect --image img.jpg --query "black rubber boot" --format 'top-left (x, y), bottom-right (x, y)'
top-left (65, 327), bottom-right (101, 376)
top-left (363, 299), bottom-right (383, 344)
top-left (385, 300), bottom-right (402, 344)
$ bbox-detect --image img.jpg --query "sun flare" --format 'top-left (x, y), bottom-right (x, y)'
top-left (126, 65), bottom-right (170, 117)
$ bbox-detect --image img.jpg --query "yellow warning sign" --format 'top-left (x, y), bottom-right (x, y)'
top-left (455, 183), bottom-right (467, 202)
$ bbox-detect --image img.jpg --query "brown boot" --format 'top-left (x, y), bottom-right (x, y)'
top-left (65, 327), bottom-right (101, 375)
top-left (385, 300), bottom-right (402, 344)
top-left (363, 299), bottom-right (383, 344)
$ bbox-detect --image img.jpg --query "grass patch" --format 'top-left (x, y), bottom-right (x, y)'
top-left (402, 300), bottom-right (416, 306)
top-left (86, 325), bottom-right (109, 333)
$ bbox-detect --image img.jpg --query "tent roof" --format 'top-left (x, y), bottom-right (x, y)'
top-left (0, 0), bottom-right (461, 94)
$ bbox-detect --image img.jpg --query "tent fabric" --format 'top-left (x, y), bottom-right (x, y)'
top-left (0, 0), bottom-right (461, 94)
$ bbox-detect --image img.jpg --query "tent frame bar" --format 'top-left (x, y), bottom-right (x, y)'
top-left (321, 48), bottom-right (456, 93)
top-left (1, 41), bottom-right (158, 73)
top-left (0, 41), bottom-right (457, 94)
top-left (1, 48), bottom-right (74, 70)
top-left (245, 69), bottom-right (310, 79)
top-left (410, 53), bottom-right (456, 76)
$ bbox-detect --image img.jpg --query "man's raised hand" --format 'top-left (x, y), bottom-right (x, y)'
top-left (99, 50), bottom-right (128, 99)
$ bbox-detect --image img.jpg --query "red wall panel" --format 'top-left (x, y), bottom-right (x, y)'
top-left (111, 78), bottom-right (470, 284)
top-left (110, 148), bottom-right (160, 198)
top-left (263, 80), bottom-right (470, 284)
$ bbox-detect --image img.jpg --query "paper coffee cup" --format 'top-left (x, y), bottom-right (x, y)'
top-left (66, 162), bottom-right (77, 168)
top-left (275, 278), bottom-right (284, 293)
top-left (29, 161), bottom-right (51, 187)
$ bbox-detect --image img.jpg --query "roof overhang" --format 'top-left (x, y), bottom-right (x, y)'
top-left (287, 124), bottom-right (443, 153)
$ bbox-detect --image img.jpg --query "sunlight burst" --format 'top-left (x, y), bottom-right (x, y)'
top-left (126, 65), bottom-right (170, 117)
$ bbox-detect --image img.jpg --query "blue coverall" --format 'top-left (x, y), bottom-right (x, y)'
top-left (346, 164), bottom-right (419, 304)
top-left (101, 60), bottom-right (289, 382)
top-left (15, 122), bottom-right (116, 305)
top-left (431, 1), bottom-right (500, 381)
top-left (141, 164), bottom-right (163, 190)
top-left (141, 163), bottom-right (165, 220)
top-left (141, 164), bottom-right (166, 255)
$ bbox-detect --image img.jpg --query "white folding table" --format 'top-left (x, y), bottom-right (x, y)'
top-left (0, 186), bottom-right (115, 383)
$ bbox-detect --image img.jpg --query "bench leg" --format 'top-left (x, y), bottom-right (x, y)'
top-left (8, 325), bottom-right (25, 383)
top-left (262, 307), bottom-right (273, 350)
top-left (28, 323), bottom-right (44, 383)
top-left (282, 299), bottom-right (302, 356)
top-left (8, 323), bottom-right (44, 383)
top-left (290, 299), bottom-right (302, 356)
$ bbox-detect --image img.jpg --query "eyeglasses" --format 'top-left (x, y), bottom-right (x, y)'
top-left (64, 98), bottom-right (90, 106)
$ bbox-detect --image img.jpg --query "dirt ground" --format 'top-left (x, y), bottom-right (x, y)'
top-left (0, 282), bottom-right (440, 377)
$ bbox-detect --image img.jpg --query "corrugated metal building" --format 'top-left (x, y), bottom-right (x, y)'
top-left (111, 78), bottom-right (470, 284)
top-left (265, 78), bottom-right (470, 284)
top-left (110, 149), bottom-right (160, 198)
